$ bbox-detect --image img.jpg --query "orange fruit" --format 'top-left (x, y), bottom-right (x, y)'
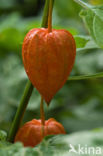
top-left (22, 28), bottom-right (76, 104)
top-left (15, 118), bottom-right (66, 147)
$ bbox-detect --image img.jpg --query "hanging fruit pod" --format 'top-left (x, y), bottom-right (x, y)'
top-left (15, 118), bottom-right (66, 147)
top-left (22, 28), bottom-right (76, 104)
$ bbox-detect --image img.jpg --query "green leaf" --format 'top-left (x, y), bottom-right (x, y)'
top-left (1, 130), bottom-right (103, 155)
top-left (0, 141), bottom-right (11, 148)
top-left (73, 0), bottom-right (91, 9)
top-left (0, 13), bottom-right (40, 55)
top-left (0, 142), bottom-right (39, 155)
top-left (41, 130), bottom-right (103, 156)
top-left (80, 6), bottom-right (103, 48)
top-left (0, 0), bottom-right (16, 9)
top-left (75, 35), bottom-right (90, 48)
top-left (74, 35), bottom-right (99, 51)
top-left (0, 130), bottom-right (7, 141)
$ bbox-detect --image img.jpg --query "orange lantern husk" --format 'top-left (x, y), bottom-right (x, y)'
top-left (22, 28), bottom-right (76, 104)
top-left (15, 118), bottom-right (66, 147)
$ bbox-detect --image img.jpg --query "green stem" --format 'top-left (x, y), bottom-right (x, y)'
top-left (42, 0), bottom-right (54, 28)
top-left (41, 0), bottom-right (49, 28)
top-left (48, 0), bottom-right (53, 32)
top-left (7, 0), bottom-right (55, 143)
top-left (7, 81), bottom-right (33, 142)
top-left (73, 0), bottom-right (91, 9)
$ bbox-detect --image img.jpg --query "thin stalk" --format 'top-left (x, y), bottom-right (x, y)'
top-left (8, 0), bottom-right (55, 143)
top-left (48, 0), bottom-right (54, 32)
top-left (41, 0), bottom-right (50, 28)
top-left (40, 96), bottom-right (45, 138)
top-left (42, 0), bottom-right (54, 28)
top-left (40, 96), bottom-right (45, 126)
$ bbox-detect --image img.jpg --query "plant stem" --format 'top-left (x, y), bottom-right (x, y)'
top-left (40, 96), bottom-right (45, 126)
top-left (7, 0), bottom-right (55, 143)
top-left (42, 0), bottom-right (50, 28)
top-left (48, 0), bottom-right (53, 32)
top-left (40, 96), bottom-right (45, 138)
top-left (7, 81), bottom-right (33, 142)
top-left (73, 0), bottom-right (91, 9)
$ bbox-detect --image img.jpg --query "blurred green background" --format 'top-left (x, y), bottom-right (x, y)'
top-left (0, 0), bottom-right (103, 136)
